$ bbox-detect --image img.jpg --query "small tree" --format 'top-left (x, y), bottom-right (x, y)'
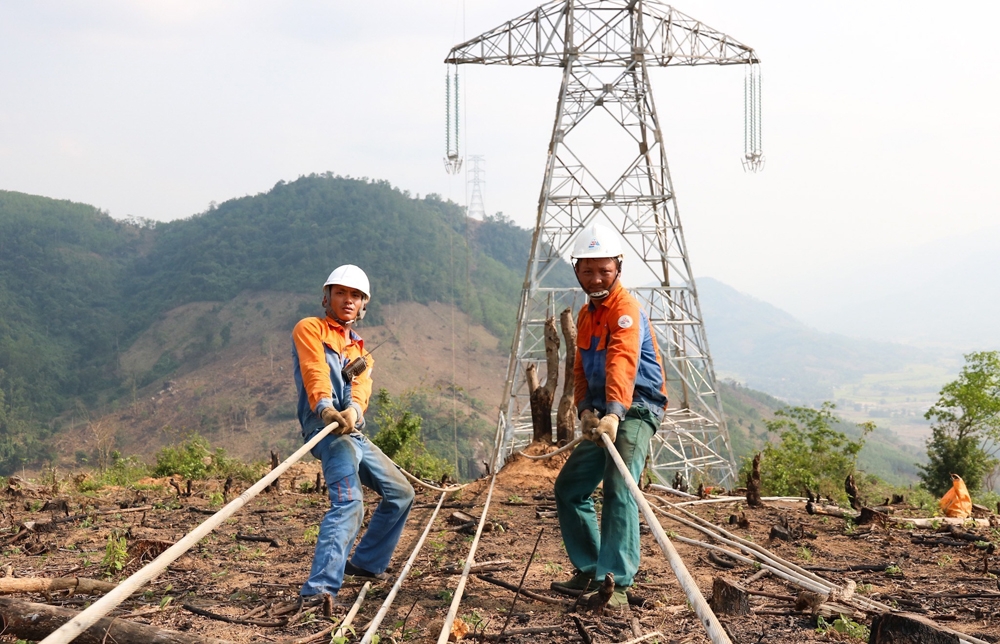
top-left (919, 351), bottom-right (1000, 496)
top-left (369, 389), bottom-right (454, 481)
top-left (742, 403), bottom-right (872, 503)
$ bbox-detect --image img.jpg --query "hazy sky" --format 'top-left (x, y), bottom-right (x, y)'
top-left (2, 1), bottom-right (998, 334)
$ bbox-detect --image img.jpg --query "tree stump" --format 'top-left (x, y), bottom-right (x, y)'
top-left (769, 524), bottom-right (792, 542)
top-left (673, 471), bottom-right (689, 493)
top-left (846, 473), bottom-right (861, 511)
top-left (746, 452), bottom-right (763, 508)
top-left (858, 507), bottom-right (889, 526)
top-left (868, 612), bottom-right (960, 644)
top-left (709, 577), bottom-right (749, 615)
top-left (266, 451), bottom-right (280, 492)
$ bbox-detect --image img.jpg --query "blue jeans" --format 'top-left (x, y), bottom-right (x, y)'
top-left (300, 431), bottom-right (414, 597)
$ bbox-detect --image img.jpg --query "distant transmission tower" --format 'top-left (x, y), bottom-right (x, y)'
top-left (467, 155), bottom-right (486, 220)
top-left (447, 0), bottom-right (762, 487)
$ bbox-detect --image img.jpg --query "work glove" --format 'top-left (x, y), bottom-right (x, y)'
top-left (320, 407), bottom-right (357, 435)
top-left (579, 409), bottom-right (600, 441)
top-left (594, 414), bottom-right (620, 446)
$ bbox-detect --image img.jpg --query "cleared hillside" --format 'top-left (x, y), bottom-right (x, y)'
top-left (0, 176), bottom-right (571, 473)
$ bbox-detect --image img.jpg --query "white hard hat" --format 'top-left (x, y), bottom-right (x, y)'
top-left (323, 264), bottom-right (371, 300)
top-left (571, 224), bottom-right (623, 261)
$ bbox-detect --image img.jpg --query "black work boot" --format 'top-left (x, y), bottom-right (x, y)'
top-left (343, 560), bottom-right (390, 581)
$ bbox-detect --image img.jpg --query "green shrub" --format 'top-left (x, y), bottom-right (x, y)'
top-left (154, 436), bottom-right (264, 481)
top-left (739, 403), bottom-right (871, 503)
top-left (816, 615), bottom-right (869, 641)
top-left (94, 452), bottom-right (150, 487)
top-left (102, 532), bottom-right (128, 577)
top-left (368, 389), bottom-right (454, 482)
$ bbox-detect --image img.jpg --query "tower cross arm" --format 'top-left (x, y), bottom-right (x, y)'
top-left (444, 0), bottom-right (758, 68)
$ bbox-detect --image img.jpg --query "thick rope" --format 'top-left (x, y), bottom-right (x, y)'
top-left (399, 467), bottom-right (468, 493)
top-left (359, 492), bottom-right (448, 644)
top-left (333, 581), bottom-right (371, 639)
top-left (515, 437), bottom-right (581, 460)
top-left (599, 433), bottom-right (732, 644)
top-left (435, 415), bottom-right (506, 644)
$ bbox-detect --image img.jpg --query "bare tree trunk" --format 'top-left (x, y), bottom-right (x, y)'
top-left (845, 473), bottom-right (861, 511)
top-left (526, 317), bottom-right (562, 444)
top-left (526, 364), bottom-right (553, 444)
top-left (544, 317), bottom-right (560, 399)
top-left (556, 308), bottom-right (578, 444)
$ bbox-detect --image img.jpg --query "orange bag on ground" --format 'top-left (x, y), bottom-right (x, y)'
top-left (938, 473), bottom-right (972, 518)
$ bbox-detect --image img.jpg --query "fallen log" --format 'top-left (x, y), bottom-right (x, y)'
top-left (0, 577), bottom-right (117, 596)
top-left (910, 535), bottom-right (993, 550)
top-left (805, 503), bottom-right (993, 529)
top-left (896, 517), bottom-right (994, 529)
top-left (805, 502), bottom-right (857, 519)
top-left (0, 597), bottom-right (236, 644)
top-left (943, 525), bottom-right (987, 542)
top-left (858, 507), bottom-right (890, 526)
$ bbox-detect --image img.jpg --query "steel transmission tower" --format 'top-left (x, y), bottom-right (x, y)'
top-left (447, 1), bottom-right (759, 487)
top-left (467, 155), bottom-right (486, 220)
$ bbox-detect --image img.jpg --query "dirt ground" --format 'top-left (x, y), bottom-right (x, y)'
top-left (2, 454), bottom-right (1000, 644)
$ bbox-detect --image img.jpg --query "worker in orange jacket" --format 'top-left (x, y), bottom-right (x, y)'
top-left (292, 265), bottom-right (414, 598)
top-left (552, 224), bottom-right (668, 611)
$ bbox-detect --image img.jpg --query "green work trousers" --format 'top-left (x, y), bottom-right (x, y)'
top-left (554, 407), bottom-right (656, 588)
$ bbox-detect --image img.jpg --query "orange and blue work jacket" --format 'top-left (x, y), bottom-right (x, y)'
top-left (291, 316), bottom-right (373, 439)
top-left (573, 282), bottom-right (668, 422)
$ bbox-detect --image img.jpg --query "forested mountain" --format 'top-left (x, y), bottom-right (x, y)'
top-left (0, 175), bottom-right (572, 473)
top-left (0, 175), bottom-right (924, 484)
